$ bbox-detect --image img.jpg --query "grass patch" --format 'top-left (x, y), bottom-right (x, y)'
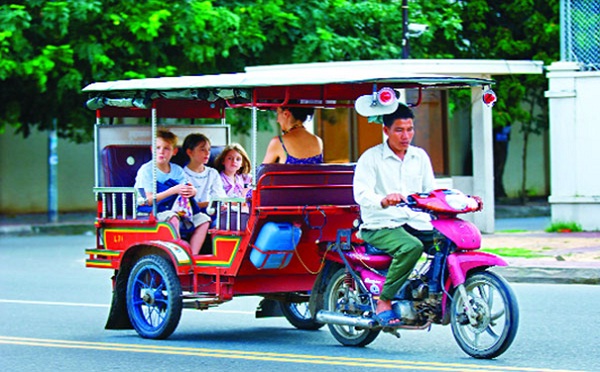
top-left (496, 229), bottom-right (529, 233)
top-left (480, 247), bottom-right (546, 258)
top-left (545, 221), bottom-right (582, 233)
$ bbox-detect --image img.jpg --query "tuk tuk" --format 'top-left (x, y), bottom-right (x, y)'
top-left (83, 61), bottom-right (516, 359)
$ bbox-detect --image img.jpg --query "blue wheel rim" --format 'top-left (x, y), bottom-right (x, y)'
top-left (130, 265), bottom-right (170, 333)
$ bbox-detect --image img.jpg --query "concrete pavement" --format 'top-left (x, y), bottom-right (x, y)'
top-left (1, 211), bottom-right (599, 284)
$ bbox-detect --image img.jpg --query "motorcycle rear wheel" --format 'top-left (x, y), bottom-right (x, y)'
top-left (450, 270), bottom-right (519, 359)
top-left (324, 268), bottom-right (380, 347)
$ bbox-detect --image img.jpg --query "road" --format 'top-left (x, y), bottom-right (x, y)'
top-left (1, 234), bottom-right (599, 371)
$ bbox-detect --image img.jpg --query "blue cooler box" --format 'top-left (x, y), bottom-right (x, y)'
top-left (250, 222), bottom-right (302, 269)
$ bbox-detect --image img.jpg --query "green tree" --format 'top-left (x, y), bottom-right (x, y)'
top-left (1, 0), bottom-right (558, 157)
top-left (0, 1), bottom-right (247, 140)
top-left (2, 1), bottom-right (459, 139)
top-left (449, 0), bottom-right (560, 201)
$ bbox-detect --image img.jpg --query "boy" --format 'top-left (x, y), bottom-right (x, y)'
top-left (134, 129), bottom-right (210, 255)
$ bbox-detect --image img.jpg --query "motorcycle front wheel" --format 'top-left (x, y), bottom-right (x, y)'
top-left (323, 268), bottom-right (380, 347)
top-left (450, 270), bottom-right (519, 359)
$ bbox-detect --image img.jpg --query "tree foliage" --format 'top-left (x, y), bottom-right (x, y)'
top-left (453, 0), bottom-right (559, 129)
top-left (0, 0), bottom-right (559, 142)
top-left (450, 0), bottom-right (560, 200)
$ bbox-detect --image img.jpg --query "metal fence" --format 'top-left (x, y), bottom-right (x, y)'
top-left (561, 0), bottom-right (600, 70)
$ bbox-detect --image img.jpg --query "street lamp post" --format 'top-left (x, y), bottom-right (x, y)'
top-left (402, 0), bottom-right (409, 59)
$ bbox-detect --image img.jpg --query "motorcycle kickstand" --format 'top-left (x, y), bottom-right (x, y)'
top-left (382, 327), bottom-right (401, 338)
top-left (455, 284), bottom-right (478, 326)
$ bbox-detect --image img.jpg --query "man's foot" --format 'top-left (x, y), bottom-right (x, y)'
top-left (375, 310), bottom-right (402, 327)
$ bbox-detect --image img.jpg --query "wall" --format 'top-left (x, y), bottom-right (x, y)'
top-left (447, 97), bottom-right (549, 199)
top-left (501, 120), bottom-right (549, 198)
top-left (546, 63), bottom-right (600, 230)
top-left (0, 126), bottom-right (95, 214)
top-left (0, 100), bottom-right (550, 215)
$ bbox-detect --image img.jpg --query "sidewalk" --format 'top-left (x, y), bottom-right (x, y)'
top-left (484, 230), bottom-right (600, 285)
top-left (0, 212), bottom-right (96, 236)
top-left (491, 203), bottom-right (600, 284)
top-left (1, 210), bottom-right (599, 284)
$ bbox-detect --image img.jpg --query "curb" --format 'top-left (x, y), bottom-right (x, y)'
top-left (493, 266), bottom-right (600, 285)
top-left (0, 223), bottom-right (94, 237)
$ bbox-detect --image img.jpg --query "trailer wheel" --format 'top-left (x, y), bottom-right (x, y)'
top-left (126, 254), bottom-right (182, 339)
top-left (280, 300), bottom-right (324, 330)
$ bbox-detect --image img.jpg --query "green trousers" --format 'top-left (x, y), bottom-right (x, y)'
top-left (360, 226), bottom-right (424, 301)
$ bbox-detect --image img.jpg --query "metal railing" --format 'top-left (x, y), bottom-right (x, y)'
top-left (94, 187), bottom-right (145, 220)
top-left (207, 197), bottom-right (247, 232)
top-left (561, 0), bottom-right (600, 70)
top-left (93, 189), bottom-right (247, 232)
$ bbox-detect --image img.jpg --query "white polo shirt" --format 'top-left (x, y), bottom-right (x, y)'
top-left (353, 141), bottom-right (435, 231)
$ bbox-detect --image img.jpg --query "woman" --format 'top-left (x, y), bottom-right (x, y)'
top-left (262, 105), bottom-right (323, 164)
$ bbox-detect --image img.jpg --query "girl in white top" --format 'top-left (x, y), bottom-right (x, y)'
top-left (182, 133), bottom-right (226, 210)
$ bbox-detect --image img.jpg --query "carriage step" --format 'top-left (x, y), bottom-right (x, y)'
top-left (182, 295), bottom-right (226, 310)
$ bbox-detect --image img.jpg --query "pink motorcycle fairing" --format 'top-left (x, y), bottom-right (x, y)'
top-left (432, 218), bottom-right (481, 250)
top-left (440, 250), bottom-right (509, 317)
top-left (358, 268), bottom-right (386, 296)
top-left (446, 251), bottom-right (508, 287)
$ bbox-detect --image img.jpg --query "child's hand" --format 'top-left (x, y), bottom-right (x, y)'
top-left (176, 183), bottom-right (196, 198)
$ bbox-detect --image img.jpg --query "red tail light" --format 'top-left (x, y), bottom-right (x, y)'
top-left (483, 89), bottom-right (497, 107)
top-left (377, 87), bottom-right (397, 106)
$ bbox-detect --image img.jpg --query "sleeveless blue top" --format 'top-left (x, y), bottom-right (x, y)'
top-left (278, 135), bottom-right (323, 164)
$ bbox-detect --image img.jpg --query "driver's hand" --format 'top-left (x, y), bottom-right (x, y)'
top-left (381, 193), bottom-right (407, 208)
top-left (473, 195), bottom-right (484, 211)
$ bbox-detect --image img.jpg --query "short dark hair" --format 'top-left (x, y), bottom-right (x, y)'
top-left (282, 100), bottom-right (315, 122)
top-left (182, 133), bottom-right (211, 152)
top-left (382, 103), bottom-right (414, 127)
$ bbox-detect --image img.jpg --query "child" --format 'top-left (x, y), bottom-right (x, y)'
top-left (214, 143), bottom-right (252, 199)
top-left (182, 133), bottom-right (226, 211)
top-left (134, 129), bottom-right (210, 255)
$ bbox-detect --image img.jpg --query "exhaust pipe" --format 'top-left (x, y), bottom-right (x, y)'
top-left (316, 310), bottom-right (376, 328)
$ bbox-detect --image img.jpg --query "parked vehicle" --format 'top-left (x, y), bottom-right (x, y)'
top-left (83, 61), bottom-right (515, 358)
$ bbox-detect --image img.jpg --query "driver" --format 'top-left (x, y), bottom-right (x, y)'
top-left (353, 103), bottom-right (435, 327)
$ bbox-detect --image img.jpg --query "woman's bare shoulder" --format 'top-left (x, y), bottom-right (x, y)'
top-left (263, 136), bottom-right (284, 163)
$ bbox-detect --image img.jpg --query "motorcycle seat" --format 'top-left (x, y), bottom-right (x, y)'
top-left (364, 243), bottom-right (389, 256)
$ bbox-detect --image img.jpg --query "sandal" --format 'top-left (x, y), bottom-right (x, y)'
top-left (375, 310), bottom-right (402, 327)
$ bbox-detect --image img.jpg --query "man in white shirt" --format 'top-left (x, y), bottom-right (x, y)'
top-left (353, 103), bottom-right (435, 327)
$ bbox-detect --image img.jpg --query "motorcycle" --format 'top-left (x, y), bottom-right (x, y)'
top-left (314, 189), bottom-right (519, 359)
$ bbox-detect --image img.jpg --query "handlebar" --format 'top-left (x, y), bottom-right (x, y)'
top-left (391, 190), bottom-right (482, 214)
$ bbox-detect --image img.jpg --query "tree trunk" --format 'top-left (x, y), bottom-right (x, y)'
top-left (520, 101), bottom-right (537, 205)
top-left (520, 129), bottom-right (529, 205)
